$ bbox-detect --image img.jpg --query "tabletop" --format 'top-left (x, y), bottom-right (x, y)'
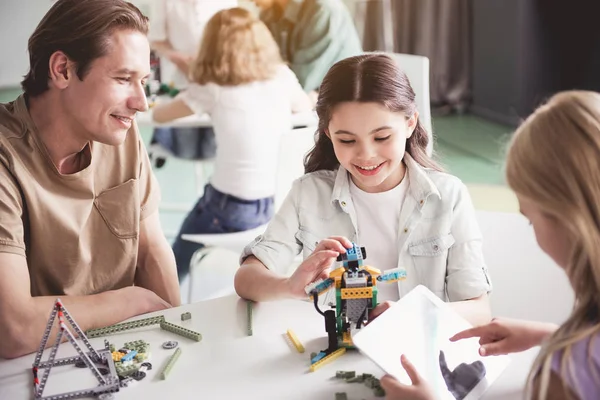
top-left (0, 295), bottom-right (537, 400)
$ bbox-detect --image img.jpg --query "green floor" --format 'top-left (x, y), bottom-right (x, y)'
top-left (0, 87), bottom-right (513, 239)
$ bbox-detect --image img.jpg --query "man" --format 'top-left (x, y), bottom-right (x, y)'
top-left (0, 0), bottom-right (180, 359)
top-left (252, 0), bottom-right (362, 92)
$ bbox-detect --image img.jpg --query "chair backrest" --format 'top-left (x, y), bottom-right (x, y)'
top-left (476, 210), bottom-right (574, 324)
top-left (275, 126), bottom-right (317, 211)
top-left (385, 53), bottom-right (433, 156)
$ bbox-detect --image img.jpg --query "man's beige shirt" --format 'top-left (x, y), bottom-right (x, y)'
top-left (0, 96), bottom-right (160, 296)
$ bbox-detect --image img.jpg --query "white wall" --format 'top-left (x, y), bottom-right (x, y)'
top-left (0, 0), bottom-right (254, 89)
top-left (0, 0), bottom-right (52, 88)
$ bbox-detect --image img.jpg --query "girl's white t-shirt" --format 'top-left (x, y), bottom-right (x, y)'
top-left (179, 65), bottom-right (306, 200)
top-left (349, 175), bottom-right (410, 302)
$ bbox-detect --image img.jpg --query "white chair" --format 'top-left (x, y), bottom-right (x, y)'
top-left (386, 52), bottom-right (433, 156)
top-left (180, 126), bottom-right (317, 303)
top-left (476, 210), bottom-right (574, 324)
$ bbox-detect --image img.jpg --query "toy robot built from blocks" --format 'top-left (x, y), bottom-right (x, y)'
top-left (305, 243), bottom-right (406, 365)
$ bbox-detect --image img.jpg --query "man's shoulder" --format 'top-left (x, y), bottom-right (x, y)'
top-left (0, 100), bottom-right (27, 141)
top-left (302, 0), bottom-right (350, 15)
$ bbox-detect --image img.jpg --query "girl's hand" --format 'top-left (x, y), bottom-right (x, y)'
top-left (381, 355), bottom-right (436, 400)
top-left (450, 317), bottom-right (558, 356)
top-left (285, 236), bottom-right (353, 298)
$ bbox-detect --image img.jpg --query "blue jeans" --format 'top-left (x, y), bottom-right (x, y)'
top-left (152, 127), bottom-right (216, 160)
top-left (173, 184), bottom-right (274, 280)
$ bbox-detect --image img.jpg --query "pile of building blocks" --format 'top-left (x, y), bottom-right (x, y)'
top-left (334, 371), bottom-right (386, 397)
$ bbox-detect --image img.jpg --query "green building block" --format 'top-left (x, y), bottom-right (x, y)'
top-left (86, 316), bottom-right (165, 338)
top-left (335, 393), bottom-right (348, 400)
top-left (373, 386), bottom-right (386, 397)
top-left (181, 312), bottom-right (191, 321)
top-left (124, 339), bottom-right (149, 353)
top-left (247, 301), bottom-right (253, 336)
top-left (160, 321), bottom-right (202, 342)
top-left (115, 363), bottom-right (139, 377)
top-left (161, 347), bottom-right (182, 380)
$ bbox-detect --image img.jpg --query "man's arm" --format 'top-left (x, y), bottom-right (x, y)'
top-left (135, 210), bottom-right (181, 307)
top-left (0, 253), bottom-right (171, 359)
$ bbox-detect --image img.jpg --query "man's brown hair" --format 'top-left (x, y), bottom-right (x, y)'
top-left (21, 0), bottom-right (149, 96)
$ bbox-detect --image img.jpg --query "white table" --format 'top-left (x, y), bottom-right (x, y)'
top-left (135, 109), bottom-right (318, 129)
top-left (0, 295), bottom-right (535, 400)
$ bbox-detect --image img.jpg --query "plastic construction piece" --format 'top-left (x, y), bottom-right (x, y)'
top-left (32, 299), bottom-right (120, 400)
top-left (160, 321), bottom-right (202, 342)
top-left (335, 393), bottom-right (348, 400)
top-left (246, 300), bottom-right (254, 336)
top-left (86, 315), bottom-right (165, 338)
top-left (181, 312), bottom-right (191, 321)
top-left (120, 350), bottom-right (138, 363)
top-left (305, 278), bottom-right (334, 297)
top-left (115, 364), bottom-right (139, 378)
top-left (160, 347), bottom-right (182, 380)
top-left (307, 243), bottom-right (407, 358)
top-left (377, 267), bottom-right (407, 283)
top-left (162, 340), bottom-right (179, 350)
top-left (285, 329), bottom-right (305, 353)
top-left (124, 340), bottom-right (149, 353)
top-left (335, 371), bottom-right (356, 380)
top-left (309, 348), bottom-right (346, 372)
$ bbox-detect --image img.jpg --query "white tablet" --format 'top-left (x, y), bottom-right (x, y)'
top-left (352, 285), bottom-right (510, 400)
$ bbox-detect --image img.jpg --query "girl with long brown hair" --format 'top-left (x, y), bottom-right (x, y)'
top-left (235, 53), bottom-right (491, 326)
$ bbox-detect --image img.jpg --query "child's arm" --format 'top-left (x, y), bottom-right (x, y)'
top-left (279, 65), bottom-right (313, 113)
top-left (152, 84), bottom-right (215, 123)
top-left (449, 293), bottom-right (491, 326)
top-left (152, 98), bottom-right (194, 123)
top-left (235, 237), bottom-right (349, 302)
top-left (445, 183), bottom-right (493, 325)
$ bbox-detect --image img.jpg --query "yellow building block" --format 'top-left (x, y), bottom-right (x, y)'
top-left (342, 331), bottom-right (352, 345)
top-left (363, 266), bottom-right (381, 278)
top-left (286, 329), bottom-right (305, 353)
top-left (341, 287), bottom-right (373, 299)
top-left (112, 351), bottom-right (124, 362)
top-left (329, 267), bottom-right (346, 279)
top-left (309, 348), bottom-right (346, 372)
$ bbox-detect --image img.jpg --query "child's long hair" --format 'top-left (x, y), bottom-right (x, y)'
top-left (190, 7), bottom-right (282, 86)
top-left (304, 53), bottom-right (441, 173)
top-left (506, 91), bottom-right (600, 399)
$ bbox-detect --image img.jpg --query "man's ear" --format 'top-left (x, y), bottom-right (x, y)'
top-left (406, 111), bottom-right (419, 139)
top-left (48, 51), bottom-right (74, 90)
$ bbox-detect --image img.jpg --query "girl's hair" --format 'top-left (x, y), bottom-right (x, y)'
top-left (190, 7), bottom-right (282, 86)
top-left (506, 91), bottom-right (600, 399)
top-left (304, 53), bottom-right (442, 173)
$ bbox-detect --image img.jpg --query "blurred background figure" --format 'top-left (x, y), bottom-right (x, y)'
top-left (252, 0), bottom-right (362, 95)
top-left (152, 7), bottom-right (312, 280)
top-left (148, 0), bottom-right (237, 166)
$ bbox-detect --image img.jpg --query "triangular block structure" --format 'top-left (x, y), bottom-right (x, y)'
top-left (32, 299), bottom-right (120, 400)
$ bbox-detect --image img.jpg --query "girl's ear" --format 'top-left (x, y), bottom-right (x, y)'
top-left (406, 112), bottom-right (419, 138)
top-left (325, 128), bottom-right (331, 139)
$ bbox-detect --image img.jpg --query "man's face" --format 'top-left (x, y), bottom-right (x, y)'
top-left (61, 29), bottom-right (150, 146)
